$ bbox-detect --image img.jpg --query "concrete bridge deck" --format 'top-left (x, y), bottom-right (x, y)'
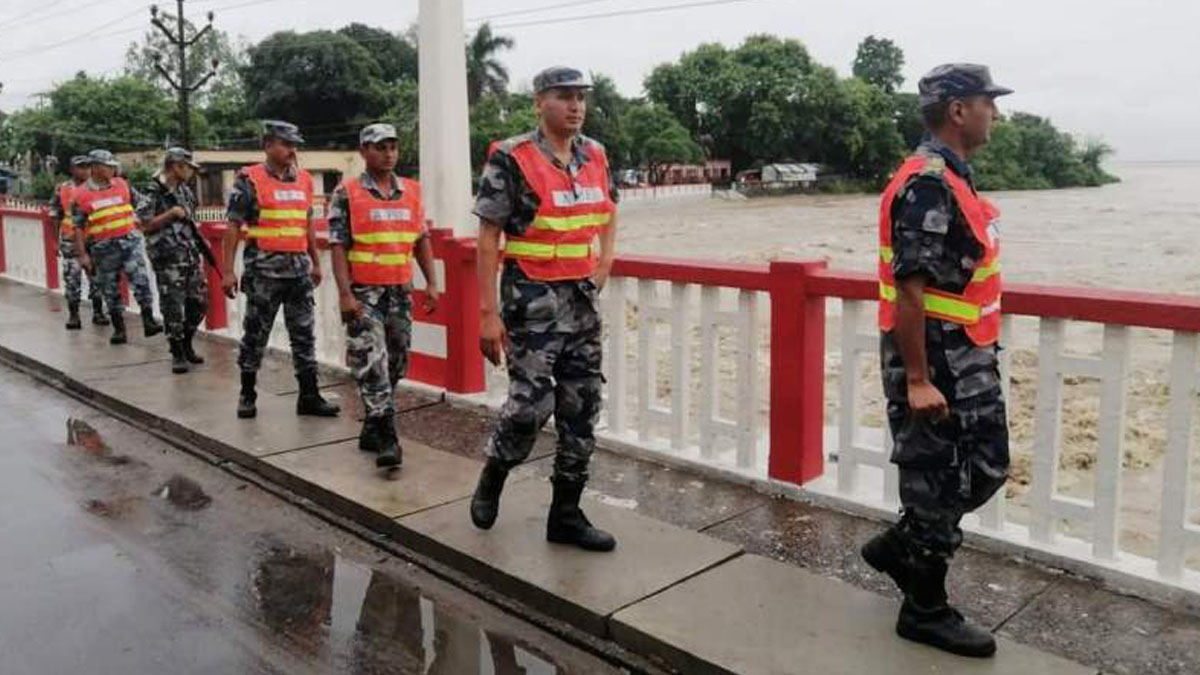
top-left (4, 278), bottom-right (1196, 674)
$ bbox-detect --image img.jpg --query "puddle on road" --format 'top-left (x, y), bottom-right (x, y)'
top-left (250, 541), bottom-right (590, 675)
top-left (66, 417), bottom-right (138, 466)
top-left (153, 474), bottom-right (212, 510)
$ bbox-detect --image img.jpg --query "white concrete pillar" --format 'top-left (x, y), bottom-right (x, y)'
top-left (418, 0), bottom-right (475, 237)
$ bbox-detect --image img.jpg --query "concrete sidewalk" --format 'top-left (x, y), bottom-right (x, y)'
top-left (0, 278), bottom-right (1145, 674)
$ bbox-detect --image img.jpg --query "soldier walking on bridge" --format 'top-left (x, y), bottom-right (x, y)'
top-left (50, 155), bottom-right (107, 330)
top-left (221, 121), bottom-right (340, 420)
top-left (328, 123), bottom-right (440, 469)
top-left (136, 147), bottom-right (210, 374)
top-left (862, 64), bottom-right (1013, 658)
top-left (469, 66), bottom-right (619, 552)
top-left (73, 150), bottom-right (163, 345)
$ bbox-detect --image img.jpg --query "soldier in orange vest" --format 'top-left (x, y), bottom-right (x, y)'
top-left (469, 67), bottom-right (619, 552)
top-left (221, 121), bottom-right (340, 420)
top-left (49, 155), bottom-right (107, 329)
top-left (862, 64), bottom-right (1013, 658)
top-left (329, 123), bottom-right (441, 469)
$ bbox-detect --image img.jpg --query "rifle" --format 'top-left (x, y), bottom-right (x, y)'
top-left (183, 216), bottom-right (223, 280)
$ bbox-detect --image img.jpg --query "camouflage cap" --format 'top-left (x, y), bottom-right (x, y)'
top-left (69, 155), bottom-right (91, 167)
top-left (163, 146), bottom-right (200, 169)
top-left (359, 123), bottom-right (398, 146)
top-left (261, 119), bottom-right (305, 144)
top-left (918, 64), bottom-right (1013, 108)
top-left (533, 66), bottom-right (592, 93)
top-left (86, 149), bottom-right (120, 167)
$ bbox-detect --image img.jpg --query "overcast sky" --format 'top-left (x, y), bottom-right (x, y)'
top-left (0, 0), bottom-right (1193, 161)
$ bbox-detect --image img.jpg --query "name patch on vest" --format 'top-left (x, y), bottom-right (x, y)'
top-left (551, 187), bottom-right (606, 208)
top-left (91, 196), bottom-right (124, 210)
top-left (369, 208), bottom-right (411, 222)
top-left (273, 189), bottom-right (307, 202)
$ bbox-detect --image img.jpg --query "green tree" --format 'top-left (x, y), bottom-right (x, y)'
top-left (338, 23), bottom-right (418, 84)
top-left (242, 31), bottom-right (389, 146)
top-left (972, 112), bottom-right (1118, 190)
top-left (893, 92), bottom-right (924, 150)
top-left (124, 20), bottom-right (243, 106)
top-left (852, 36), bottom-right (905, 94)
top-left (625, 103), bottom-right (703, 184)
top-left (466, 23), bottom-right (515, 105)
top-left (581, 73), bottom-right (632, 168)
top-left (468, 92), bottom-right (537, 171)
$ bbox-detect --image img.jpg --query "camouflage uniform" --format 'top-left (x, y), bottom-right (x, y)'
top-left (474, 129), bottom-right (617, 483)
top-left (137, 176), bottom-right (209, 342)
top-left (327, 172), bottom-right (426, 419)
top-left (48, 181), bottom-right (103, 307)
top-left (880, 135), bottom-right (1010, 563)
top-left (72, 180), bottom-right (156, 316)
top-left (226, 163), bottom-right (318, 376)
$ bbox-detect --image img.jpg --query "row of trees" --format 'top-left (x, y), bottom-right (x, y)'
top-left (0, 23), bottom-right (1114, 194)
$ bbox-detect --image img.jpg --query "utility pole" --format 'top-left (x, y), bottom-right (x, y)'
top-left (418, 0), bottom-right (474, 236)
top-left (150, 1), bottom-right (218, 149)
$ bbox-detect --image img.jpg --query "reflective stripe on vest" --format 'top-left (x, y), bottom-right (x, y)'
top-left (244, 164), bottom-right (311, 253)
top-left (78, 178), bottom-right (136, 241)
top-left (344, 176), bottom-right (423, 286)
top-left (502, 137), bottom-right (615, 281)
top-left (877, 153), bottom-right (1002, 347)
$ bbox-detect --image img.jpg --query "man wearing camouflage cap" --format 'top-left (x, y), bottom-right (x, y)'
top-left (136, 147), bottom-right (209, 374)
top-left (469, 66), bottom-right (619, 552)
top-left (73, 149), bottom-right (163, 344)
top-left (49, 155), bottom-right (107, 330)
top-left (328, 123), bottom-right (441, 469)
top-left (863, 64), bottom-right (1013, 658)
top-left (221, 120), bottom-right (339, 420)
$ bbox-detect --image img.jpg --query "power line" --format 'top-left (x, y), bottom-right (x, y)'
top-left (0, 0), bottom-right (74, 31)
top-left (0, 6), bottom-right (146, 62)
top-left (0, 0), bottom-right (143, 33)
top-left (493, 0), bottom-right (771, 29)
top-left (467, 0), bottom-right (617, 22)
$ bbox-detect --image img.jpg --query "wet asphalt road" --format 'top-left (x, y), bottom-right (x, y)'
top-left (0, 363), bottom-right (630, 675)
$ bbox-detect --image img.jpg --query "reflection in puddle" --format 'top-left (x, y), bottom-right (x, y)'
top-left (251, 541), bottom-right (570, 674)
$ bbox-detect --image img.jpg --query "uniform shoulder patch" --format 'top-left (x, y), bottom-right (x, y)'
top-left (918, 154), bottom-right (947, 177)
top-left (496, 132), bottom-right (537, 156)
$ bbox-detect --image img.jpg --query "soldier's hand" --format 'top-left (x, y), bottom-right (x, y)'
top-left (339, 292), bottom-right (364, 323)
top-left (908, 380), bottom-right (950, 420)
top-left (222, 273), bottom-right (239, 299)
top-left (169, 206), bottom-right (187, 221)
top-left (79, 254), bottom-right (94, 275)
top-left (309, 266), bottom-right (323, 288)
top-left (423, 287), bottom-right (441, 315)
top-left (480, 311), bottom-right (507, 367)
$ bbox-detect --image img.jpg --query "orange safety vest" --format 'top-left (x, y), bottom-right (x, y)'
top-left (503, 139), bottom-right (615, 281)
top-left (76, 177), bottom-right (137, 242)
top-left (58, 181), bottom-right (81, 238)
top-left (344, 176), bottom-right (424, 286)
top-left (243, 163), bottom-right (312, 253)
top-left (878, 154), bottom-right (1002, 347)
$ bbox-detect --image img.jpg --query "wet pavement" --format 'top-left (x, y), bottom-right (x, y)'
top-left (0, 365), bottom-right (631, 675)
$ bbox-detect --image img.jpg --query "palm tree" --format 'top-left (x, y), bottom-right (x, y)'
top-left (466, 23), bottom-right (515, 106)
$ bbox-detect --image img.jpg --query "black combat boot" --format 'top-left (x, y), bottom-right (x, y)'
top-left (141, 309), bottom-right (163, 337)
top-left (359, 416), bottom-right (385, 452)
top-left (169, 339), bottom-right (189, 374)
top-left (295, 371), bottom-right (340, 417)
top-left (546, 479), bottom-right (616, 552)
top-left (109, 312), bottom-right (127, 345)
top-left (182, 329), bottom-right (205, 364)
top-left (92, 298), bottom-right (110, 325)
top-left (375, 420), bottom-right (402, 468)
top-left (65, 302), bottom-right (82, 330)
top-left (470, 458), bottom-right (510, 529)
top-left (237, 371), bottom-right (258, 419)
top-left (896, 558), bottom-right (996, 658)
top-left (861, 525), bottom-right (914, 595)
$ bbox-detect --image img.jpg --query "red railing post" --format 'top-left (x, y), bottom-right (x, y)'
top-left (442, 235), bottom-right (485, 394)
top-left (0, 211), bottom-right (7, 275)
top-left (41, 210), bottom-right (60, 290)
top-left (768, 259), bottom-right (828, 485)
top-left (200, 222), bottom-right (229, 330)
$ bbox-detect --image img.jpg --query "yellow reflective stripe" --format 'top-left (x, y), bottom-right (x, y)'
top-left (879, 246), bottom-right (894, 264)
top-left (531, 213), bottom-right (611, 232)
top-left (258, 209), bottom-right (309, 221)
top-left (504, 241), bottom-right (592, 259)
top-left (86, 217), bottom-right (135, 234)
top-left (347, 251), bottom-right (409, 265)
top-left (971, 260), bottom-right (1001, 282)
top-left (246, 226), bottom-right (307, 238)
top-left (90, 204), bottom-right (133, 222)
top-left (879, 282), bottom-right (981, 323)
top-left (353, 231), bottom-right (420, 245)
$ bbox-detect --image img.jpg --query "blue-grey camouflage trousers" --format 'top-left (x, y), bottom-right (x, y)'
top-left (151, 252), bottom-right (209, 342)
top-left (344, 285), bottom-right (413, 419)
top-left (237, 273), bottom-right (318, 376)
top-left (91, 233), bottom-right (156, 316)
top-left (61, 255), bottom-right (103, 306)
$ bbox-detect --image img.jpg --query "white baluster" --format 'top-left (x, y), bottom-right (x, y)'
top-left (698, 286), bottom-right (719, 459)
top-left (604, 276), bottom-right (628, 435)
top-left (1030, 318), bottom-right (1066, 544)
top-left (1093, 324), bottom-right (1130, 560)
top-left (838, 300), bottom-right (863, 495)
top-left (637, 279), bottom-right (657, 442)
top-left (736, 289), bottom-right (759, 470)
top-left (1158, 331), bottom-right (1198, 579)
top-left (669, 282), bottom-right (691, 451)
